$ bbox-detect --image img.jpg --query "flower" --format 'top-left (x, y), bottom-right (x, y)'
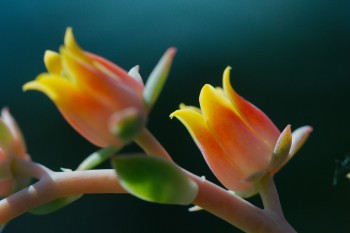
top-left (23, 28), bottom-right (146, 148)
top-left (0, 108), bottom-right (31, 197)
top-left (171, 67), bottom-right (312, 197)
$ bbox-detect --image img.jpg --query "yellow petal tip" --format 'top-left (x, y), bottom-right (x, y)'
top-left (44, 50), bottom-right (62, 74)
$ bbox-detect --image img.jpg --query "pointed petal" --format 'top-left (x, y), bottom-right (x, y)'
top-left (64, 28), bottom-right (143, 96)
top-left (23, 74), bottom-right (121, 147)
top-left (200, 84), bottom-right (272, 174)
top-left (61, 48), bottom-right (144, 113)
top-left (223, 67), bottom-right (280, 149)
top-left (87, 53), bottom-right (144, 95)
top-left (170, 107), bottom-right (252, 192)
top-left (289, 126), bottom-right (313, 156)
top-left (128, 65), bottom-right (144, 85)
top-left (44, 50), bottom-right (63, 75)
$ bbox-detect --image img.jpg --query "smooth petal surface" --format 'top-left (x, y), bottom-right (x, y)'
top-left (200, 84), bottom-right (272, 174)
top-left (170, 107), bottom-right (252, 192)
top-left (44, 50), bottom-right (63, 75)
top-left (24, 74), bottom-right (122, 147)
top-left (88, 53), bottom-right (144, 95)
top-left (223, 67), bottom-right (280, 149)
top-left (62, 48), bottom-right (143, 113)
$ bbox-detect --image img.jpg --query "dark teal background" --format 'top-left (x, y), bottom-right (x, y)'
top-left (1, 1), bottom-right (349, 232)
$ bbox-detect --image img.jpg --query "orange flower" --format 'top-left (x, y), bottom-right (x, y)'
top-left (0, 108), bottom-right (31, 197)
top-left (171, 67), bottom-right (312, 197)
top-left (23, 28), bottom-right (146, 147)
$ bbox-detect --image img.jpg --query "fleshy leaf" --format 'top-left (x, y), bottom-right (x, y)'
top-left (77, 147), bottom-right (119, 170)
top-left (30, 196), bottom-right (81, 215)
top-left (112, 155), bottom-right (198, 205)
top-left (267, 125), bottom-right (292, 173)
top-left (143, 48), bottom-right (176, 112)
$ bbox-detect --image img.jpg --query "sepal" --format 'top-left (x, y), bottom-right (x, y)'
top-left (143, 48), bottom-right (176, 112)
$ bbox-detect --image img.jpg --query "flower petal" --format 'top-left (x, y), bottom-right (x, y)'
top-left (223, 67), bottom-right (280, 149)
top-left (87, 53), bottom-right (144, 95)
top-left (23, 74), bottom-right (122, 147)
top-left (200, 84), bottom-right (272, 174)
top-left (61, 48), bottom-right (144, 114)
top-left (170, 107), bottom-right (252, 192)
top-left (44, 50), bottom-right (63, 75)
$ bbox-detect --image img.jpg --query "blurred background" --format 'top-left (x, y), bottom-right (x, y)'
top-left (0, 0), bottom-right (349, 232)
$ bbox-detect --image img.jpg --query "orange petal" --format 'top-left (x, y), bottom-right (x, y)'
top-left (170, 107), bottom-right (252, 192)
top-left (223, 67), bottom-right (280, 149)
top-left (87, 52), bottom-right (144, 96)
top-left (61, 48), bottom-right (144, 114)
top-left (23, 74), bottom-right (122, 147)
top-left (200, 84), bottom-right (272, 174)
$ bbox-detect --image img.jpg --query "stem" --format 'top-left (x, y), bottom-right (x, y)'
top-left (134, 128), bottom-right (173, 161)
top-left (258, 175), bottom-right (283, 216)
top-left (136, 129), bottom-right (297, 233)
top-left (0, 169), bottom-right (125, 223)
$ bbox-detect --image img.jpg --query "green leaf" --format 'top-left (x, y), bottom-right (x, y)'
top-left (143, 48), bottom-right (176, 112)
top-left (112, 155), bottom-right (198, 205)
top-left (77, 147), bottom-right (119, 170)
top-left (30, 195), bottom-right (81, 215)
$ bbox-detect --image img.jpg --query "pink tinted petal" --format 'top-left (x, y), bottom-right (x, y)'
top-left (171, 107), bottom-right (252, 192)
top-left (87, 52), bottom-right (144, 94)
top-left (62, 49), bottom-right (144, 114)
top-left (200, 84), bottom-right (272, 175)
top-left (223, 67), bottom-right (280, 149)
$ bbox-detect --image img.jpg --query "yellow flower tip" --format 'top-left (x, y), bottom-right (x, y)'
top-left (179, 103), bottom-right (187, 109)
top-left (169, 110), bottom-right (179, 119)
top-left (64, 27), bottom-right (85, 56)
top-left (44, 50), bottom-right (62, 74)
top-left (22, 74), bottom-right (59, 101)
top-left (64, 27), bottom-right (78, 49)
top-left (223, 66), bottom-right (234, 92)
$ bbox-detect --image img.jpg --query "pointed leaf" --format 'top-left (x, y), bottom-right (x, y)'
top-left (143, 48), bottom-right (176, 112)
top-left (30, 195), bottom-right (81, 215)
top-left (267, 125), bottom-right (292, 172)
top-left (77, 147), bottom-right (119, 170)
top-left (112, 155), bottom-right (198, 205)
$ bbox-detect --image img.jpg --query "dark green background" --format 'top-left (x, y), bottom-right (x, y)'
top-left (1, 1), bottom-right (349, 232)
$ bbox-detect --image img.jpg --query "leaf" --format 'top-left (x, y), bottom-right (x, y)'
top-left (30, 195), bottom-right (81, 215)
top-left (143, 48), bottom-right (176, 112)
top-left (112, 155), bottom-right (198, 205)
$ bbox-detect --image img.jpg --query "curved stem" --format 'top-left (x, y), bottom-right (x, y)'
top-left (258, 175), bottom-right (283, 216)
top-left (0, 169), bottom-right (125, 223)
top-left (134, 128), bottom-right (173, 161)
top-left (135, 129), bottom-right (297, 233)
